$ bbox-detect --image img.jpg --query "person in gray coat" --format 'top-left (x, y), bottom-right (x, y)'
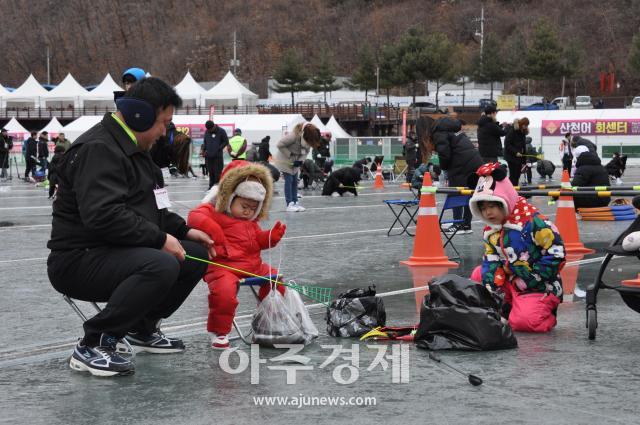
top-left (274, 122), bottom-right (321, 212)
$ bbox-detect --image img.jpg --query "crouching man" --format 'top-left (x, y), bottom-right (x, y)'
top-left (47, 78), bottom-right (215, 376)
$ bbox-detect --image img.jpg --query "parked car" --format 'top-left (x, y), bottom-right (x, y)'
top-left (629, 96), bottom-right (640, 108)
top-left (551, 96), bottom-right (572, 109)
top-left (575, 95), bottom-right (593, 109)
top-left (479, 98), bottom-right (497, 110)
top-left (523, 102), bottom-right (560, 111)
top-left (409, 101), bottom-right (448, 114)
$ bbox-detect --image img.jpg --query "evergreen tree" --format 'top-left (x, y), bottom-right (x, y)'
top-left (446, 45), bottom-right (474, 107)
top-left (627, 32), bottom-right (640, 77)
top-left (503, 31), bottom-right (528, 80)
top-left (378, 44), bottom-right (401, 105)
top-left (272, 49), bottom-right (309, 106)
top-left (472, 34), bottom-right (505, 99)
top-left (393, 27), bottom-right (430, 103)
top-left (422, 33), bottom-right (455, 108)
top-left (525, 21), bottom-right (564, 81)
top-left (309, 50), bottom-right (341, 103)
top-left (346, 45), bottom-right (377, 102)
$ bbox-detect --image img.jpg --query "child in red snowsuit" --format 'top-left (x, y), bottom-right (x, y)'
top-left (188, 161), bottom-right (286, 349)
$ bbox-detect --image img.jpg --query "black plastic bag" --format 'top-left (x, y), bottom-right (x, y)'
top-left (326, 286), bottom-right (386, 337)
top-left (415, 275), bottom-right (518, 351)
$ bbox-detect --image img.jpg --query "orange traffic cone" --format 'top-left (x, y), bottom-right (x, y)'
top-left (401, 172), bottom-right (459, 267)
top-left (373, 164), bottom-right (384, 189)
top-left (407, 265), bottom-right (454, 315)
top-left (559, 253), bottom-right (584, 297)
top-left (555, 170), bottom-right (594, 255)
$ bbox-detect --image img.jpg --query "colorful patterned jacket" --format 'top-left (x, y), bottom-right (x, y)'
top-left (481, 200), bottom-right (565, 296)
top-left (469, 163), bottom-right (565, 297)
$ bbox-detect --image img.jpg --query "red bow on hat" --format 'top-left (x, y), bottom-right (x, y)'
top-left (476, 162), bottom-right (501, 176)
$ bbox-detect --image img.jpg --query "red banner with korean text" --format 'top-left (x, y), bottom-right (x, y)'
top-left (542, 119), bottom-right (640, 136)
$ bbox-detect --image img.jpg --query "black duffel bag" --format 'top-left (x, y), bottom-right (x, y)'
top-left (415, 274), bottom-right (518, 351)
top-left (326, 286), bottom-right (386, 337)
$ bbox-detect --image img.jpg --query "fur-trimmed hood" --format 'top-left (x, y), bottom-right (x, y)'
top-left (202, 162), bottom-right (273, 221)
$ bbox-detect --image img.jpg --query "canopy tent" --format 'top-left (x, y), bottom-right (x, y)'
top-left (174, 71), bottom-right (206, 107)
top-left (42, 73), bottom-right (90, 109)
top-left (171, 113), bottom-right (306, 154)
top-left (62, 115), bottom-right (102, 140)
top-left (62, 113), bottom-right (306, 154)
top-left (5, 74), bottom-right (48, 108)
top-left (3, 117), bottom-right (29, 139)
top-left (325, 115), bottom-right (351, 139)
top-left (40, 117), bottom-right (65, 137)
top-left (202, 71), bottom-right (258, 107)
top-left (310, 114), bottom-right (332, 138)
top-left (497, 109), bottom-right (640, 165)
top-left (83, 74), bottom-right (122, 110)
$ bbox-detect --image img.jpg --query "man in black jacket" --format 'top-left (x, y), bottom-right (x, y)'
top-left (571, 151), bottom-right (610, 209)
top-left (47, 78), bottom-right (214, 377)
top-left (202, 120), bottom-right (229, 188)
top-left (258, 135), bottom-right (271, 162)
top-left (36, 131), bottom-right (50, 171)
top-left (571, 135), bottom-right (597, 154)
top-left (476, 106), bottom-right (507, 163)
top-left (433, 117), bottom-right (483, 234)
top-left (504, 117), bottom-right (529, 186)
top-left (0, 128), bottom-right (12, 179)
top-left (23, 131), bottom-right (38, 181)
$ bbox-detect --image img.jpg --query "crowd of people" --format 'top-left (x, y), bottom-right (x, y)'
top-left (6, 67), bottom-right (622, 378)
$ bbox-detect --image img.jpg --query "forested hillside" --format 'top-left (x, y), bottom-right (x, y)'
top-left (1, 0), bottom-right (639, 96)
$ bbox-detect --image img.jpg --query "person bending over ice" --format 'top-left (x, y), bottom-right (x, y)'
top-left (188, 161), bottom-right (286, 349)
top-left (469, 162), bottom-right (565, 332)
top-left (322, 166), bottom-right (362, 196)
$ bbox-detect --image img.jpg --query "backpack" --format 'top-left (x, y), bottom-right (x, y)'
top-left (326, 286), bottom-right (386, 337)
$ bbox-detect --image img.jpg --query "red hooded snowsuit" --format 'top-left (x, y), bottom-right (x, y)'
top-left (187, 162), bottom-right (285, 335)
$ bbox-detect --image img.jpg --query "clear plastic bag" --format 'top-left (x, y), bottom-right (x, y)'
top-left (283, 289), bottom-right (319, 344)
top-left (251, 289), bottom-right (305, 347)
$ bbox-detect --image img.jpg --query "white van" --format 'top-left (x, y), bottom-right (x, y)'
top-left (575, 95), bottom-right (593, 109)
top-left (551, 97), bottom-right (572, 109)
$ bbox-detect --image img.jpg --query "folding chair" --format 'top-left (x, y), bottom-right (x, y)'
top-left (383, 199), bottom-right (419, 236)
top-left (439, 195), bottom-right (472, 259)
top-left (393, 157), bottom-right (408, 183)
top-left (62, 295), bottom-right (135, 357)
top-left (230, 274), bottom-right (280, 344)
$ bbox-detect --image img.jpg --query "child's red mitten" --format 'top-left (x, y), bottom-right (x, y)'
top-left (270, 221), bottom-right (287, 245)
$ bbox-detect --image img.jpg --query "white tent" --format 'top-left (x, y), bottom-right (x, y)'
top-left (202, 71), bottom-right (258, 107)
top-left (43, 73), bottom-right (89, 109)
top-left (5, 74), bottom-right (48, 108)
top-left (3, 117), bottom-right (29, 139)
top-left (325, 115), bottom-right (351, 138)
top-left (40, 117), bottom-right (65, 137)
top-left (63, 115), bottom-right (102, 141)
top-left (83, 74), bottom-right (122, 110)
top-left (497, 109), bottom-right (640, 165)
top-left (174, 71), bottom-right (206, 108)
top-left (310, 115), bottom-right (330, 134)
top-left (171, 113), bottom-right (306, 154)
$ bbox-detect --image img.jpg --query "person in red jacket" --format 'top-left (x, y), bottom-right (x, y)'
top-left (188, 161), bottom-right (286, 349)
